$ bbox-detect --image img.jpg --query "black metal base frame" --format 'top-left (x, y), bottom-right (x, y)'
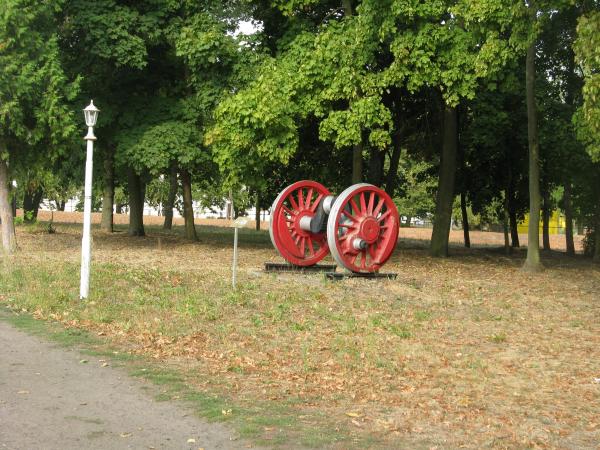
top-left (264, 262), bottom-right (337, 273)
top-left (325, 272), bottom-right (397, 281)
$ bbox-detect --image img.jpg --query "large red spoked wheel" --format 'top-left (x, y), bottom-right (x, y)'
top-left (327, 183), bottom-right (399, 272)
top-left (269, 180), bottom-right (331, 266)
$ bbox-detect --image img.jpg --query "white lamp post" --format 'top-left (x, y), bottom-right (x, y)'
top-left (80, 100), bottom-right (99, 299)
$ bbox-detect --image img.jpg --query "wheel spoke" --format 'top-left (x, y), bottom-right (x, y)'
top-left (306, 188), bottom-right (314, 209)
top-left (300, 237), bottom-right (306, 255)
top-left (360, 250), bottom-right (367, 269)
top-left (287, 196), bottom-right (298, 211)
top-left (281, 205), bottom-right (297, 217)
top-left (368, 192), bottom-right (375, 214)
top-left (377, 210), bottom-right (391, 223)
top-left (310, 193), bottom-right (324, 212)
top-left (368, 242), bottom-right (377, 259)
top-left (307, 237), bottom-right (315, 255)
top-left (350, 198), bottom-right (360, 216)
top-left (359, 192), bottom-right (366, 214)
top-left (298, 189), bottom-right (304, 209)
top-left (339, 222), bottom-right (355, 229)
top-left (342, 212), bottom-right (358, 222)
top-left (373, 198), bottom-right (385, 216)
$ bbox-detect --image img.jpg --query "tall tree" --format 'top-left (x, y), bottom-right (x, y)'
top-left (0, 0), bottom-right (78, 253)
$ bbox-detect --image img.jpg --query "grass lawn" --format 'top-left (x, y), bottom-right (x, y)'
top-left (1, 219), bottom-right (599, 449)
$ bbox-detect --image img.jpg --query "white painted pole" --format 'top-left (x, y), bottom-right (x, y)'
top-left (80, 127), bottom-right (95, 299)
top-left (232, 227), bottom-right (239, 289)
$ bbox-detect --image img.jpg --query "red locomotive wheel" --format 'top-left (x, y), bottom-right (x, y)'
top-left (326, 183), bottom-right (399, 272)
top-left (269, 180), bottom-right (331, 266)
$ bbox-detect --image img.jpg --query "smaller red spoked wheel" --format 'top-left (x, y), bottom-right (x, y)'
top-left (269, 180), bottom-right (331, 266)
top-left (327, 183), bottom-right (399, 272)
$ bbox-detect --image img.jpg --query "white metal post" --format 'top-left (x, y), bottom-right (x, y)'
top-left (80, 127), bottom-right (96, 299)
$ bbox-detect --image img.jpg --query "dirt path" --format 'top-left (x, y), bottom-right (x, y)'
top-left (0, 320), bottom-right (258, 450)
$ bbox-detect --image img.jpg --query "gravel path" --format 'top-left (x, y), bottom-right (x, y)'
top-left (0, 320), bottom-right (258, 450)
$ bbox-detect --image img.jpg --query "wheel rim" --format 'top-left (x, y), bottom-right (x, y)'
top-left (269, 180), bottom-right (331, 266)
top-left (327, 183), bottom-right (399, 272)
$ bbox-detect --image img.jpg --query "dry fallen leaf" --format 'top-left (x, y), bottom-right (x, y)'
top-left (120, 432), bottom-right (132, 438)
top-left (187, 438), bottom-right (196, 443)
top-left (345, 412), bottom-right (361, 418)
top-left (17, 390), bottom-right (29, 395)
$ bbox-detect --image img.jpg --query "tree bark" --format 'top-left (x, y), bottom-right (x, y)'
top-left (385, 131), bottom-right (402, 195)
top-left (503, 192), bottom-right (511, 255)
top-left (163, 163), bottom-right (178, 230)
top-left (100, 146), bottom-right (115, 233)
top-left (430, 105), bottom-right (458, 257)
top-left (507, 163), bottom-right (520, 247)
top-left (563, 183), bottom-right (575, 255)
top-left (460, 191), bottom-right (470, 248)
top-left (523, 40), bottom-right (542, 271)
top-left (369, 147), bottom-right (384, 186)
top-left (127, 168), bottom-right (145, 237)
top-left (509, 209), bottom-right (520, 247)
top-left (352, 142), bottom-right (363, 184)
top-left (23, 186), bottom-right (43, 223)
top-left (542, 190), bottom-right (551, 251)
top-left (179, 169), bottom-right (197, 241)
top-left (255, 192), bottom-right (261, 231)
top-left (0, 151), bottom-right (17, 254)
top-left (595, 216), bottom-right (600, 262)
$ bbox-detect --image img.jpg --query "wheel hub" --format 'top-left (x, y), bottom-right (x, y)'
top-left (359, 217), bottom-right (380, 243)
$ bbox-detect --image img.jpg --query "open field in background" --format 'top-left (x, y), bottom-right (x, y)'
top-left (1, 217), bottom-right (599, 449)
top-left (32, 209), bottom-right (585, 252)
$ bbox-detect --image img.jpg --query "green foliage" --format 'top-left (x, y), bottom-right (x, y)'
top-left (393, 152), bottom-right (437, 220)
top-left (574, 10), bottom-right (600, 160)
top-left (0, 0), bottom-right (78, 151)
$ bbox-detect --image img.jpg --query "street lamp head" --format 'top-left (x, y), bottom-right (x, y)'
top-left (83, 100), bottom-right (100, 127)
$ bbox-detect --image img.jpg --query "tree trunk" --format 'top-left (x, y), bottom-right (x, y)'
top-left (509, 207), bottom-right (520, 248)
top-left (11, 187), bottom-right (17, 217)
top-left (460, 191), bottom-right (470, 248)
top-left (56, 200), bottom-right (66, 211)
top-left (507, 163), bottom-right (520, 248)
top-left (127, 168), bottom-right (145, 237)
top-left (23, 186), bottom-right (43, 223)
top-left (352, 142), bottom-right (363, 184)
top-left (503, 193), bottom-right (511, 255)
top-left (163, 163), bottom-right (178, 230)
top-left (385, 131), bottom-right (402, 196)
top-left (255, 193), bottom-right (261, 231)
top-left (179, 169), bottom-right (197, 241)
top-left (0, 152), bottom-right (17, 254)
top-left (563, 183), bottom-right (575, 255)
top-left (342, 0), bottom-right (363, 185)
top-left (523, 40), bottom-right (542, 271)
top-left (595, 217), bottom-right (600, 262)
top-left (430, 105), bottom-right (458, 257)
top-left (100, 147), bottom-right (115, 232)
top-left (115, 202), bottom-right (123, 214)
top-left (542, 190), bottom-right (551, 251)
top-left (369, 147), bottom-right (384, 186)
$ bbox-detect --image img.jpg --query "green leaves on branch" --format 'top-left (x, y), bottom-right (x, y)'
top-left (574, 11), bottom-right (600, 161)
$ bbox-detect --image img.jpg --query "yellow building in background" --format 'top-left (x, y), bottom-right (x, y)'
top-left (517, 211), bottom-right (566, 235)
